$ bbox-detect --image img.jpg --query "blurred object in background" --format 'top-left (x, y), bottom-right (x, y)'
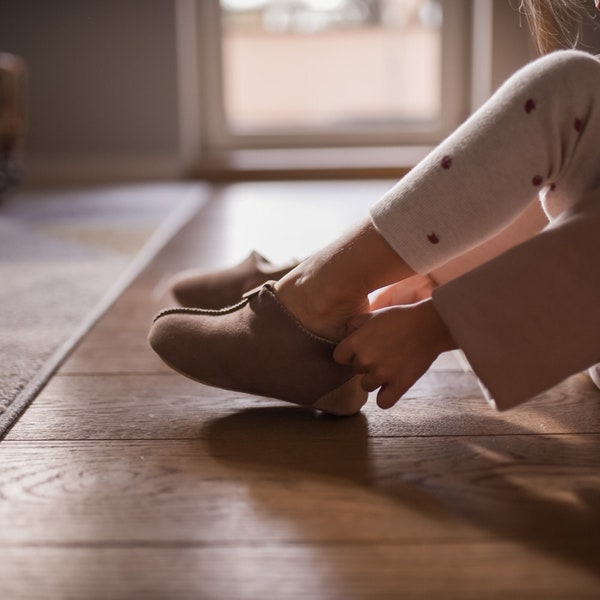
top-left (0, 53), bottom-right (27, 198)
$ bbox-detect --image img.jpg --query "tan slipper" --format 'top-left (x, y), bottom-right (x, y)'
top-left (149, 282), bottom-right (367, 416)
top-left (170, 251), bottom-right (299, 309)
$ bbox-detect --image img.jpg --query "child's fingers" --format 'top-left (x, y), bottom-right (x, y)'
top-left (376, 382), bottom-right (404, 409)
top-left (333, 337), bottom-right (355, 366)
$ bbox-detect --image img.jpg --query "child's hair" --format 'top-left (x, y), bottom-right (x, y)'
top-left (520, 0), bottom-right (590, 54)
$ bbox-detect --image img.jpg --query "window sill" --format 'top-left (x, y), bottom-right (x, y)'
top-left (193, 145), bottom-right (433, 181)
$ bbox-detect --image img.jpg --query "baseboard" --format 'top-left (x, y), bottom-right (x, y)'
top-left (23, 153), bottom-right (189, 185)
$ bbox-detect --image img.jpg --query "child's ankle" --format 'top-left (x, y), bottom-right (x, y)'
top-left (275, 273), bottom-right (368, 341)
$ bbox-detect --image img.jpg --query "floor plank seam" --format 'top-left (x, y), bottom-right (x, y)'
top-left (1, 538), bottom-right (592, 549)
top-left (1, 432), bottom-right (597, 443)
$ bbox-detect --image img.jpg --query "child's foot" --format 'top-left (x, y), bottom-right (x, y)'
top-left (274, 270), bottom-right (370, 342)
top-left (274, 220), bottom-right (414, 341)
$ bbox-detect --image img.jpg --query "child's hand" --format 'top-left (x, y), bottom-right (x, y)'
top-left (334, 299), bottom-right (456, 409)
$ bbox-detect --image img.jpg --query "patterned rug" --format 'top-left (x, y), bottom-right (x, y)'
top-left (0, 182), bottom-right (204, 438)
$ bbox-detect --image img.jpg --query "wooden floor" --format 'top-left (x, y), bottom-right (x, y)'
top-left (1, 181), bottom-right (599, 599)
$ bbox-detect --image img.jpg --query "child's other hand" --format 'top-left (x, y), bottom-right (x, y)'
top-left (369, 274), bottom-right (435, 310)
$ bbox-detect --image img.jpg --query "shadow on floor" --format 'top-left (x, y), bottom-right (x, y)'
top-left (204, 404), bottom-right (600, 577)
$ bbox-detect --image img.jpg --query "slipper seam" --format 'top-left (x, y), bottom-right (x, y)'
top-left (264, 284), bottom-right (338, 347)
top-left (152, 296), bottom-right (249, 322)
top-left (154, 283), bottom-right (338, 349)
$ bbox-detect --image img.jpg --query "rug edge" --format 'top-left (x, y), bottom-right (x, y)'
top-left (0, 188), bottom-right (204, 440)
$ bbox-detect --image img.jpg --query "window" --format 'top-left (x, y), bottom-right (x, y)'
top-left (195, 0), bottom-right (472, 154)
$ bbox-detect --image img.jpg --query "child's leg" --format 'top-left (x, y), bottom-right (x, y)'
top-left (371, 200), bottom-right (549, 309)
top-left (430, 200), bottom-right (549, 286)
top-left (150, 51), bottom-right (600, 412)
top-left (277, 50), bottom-right (600, 341)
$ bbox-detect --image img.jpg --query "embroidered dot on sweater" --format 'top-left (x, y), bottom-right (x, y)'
top-left (532, 175), bottom-right (543, 186)
top-left (524, 98), bottom-right (536, 114)
top-left (574, 118), bottom-right (584, 132)
top-left (441, 155), bottom-right (452, 169)
top-left (427, 232), bottom-right (440, 244)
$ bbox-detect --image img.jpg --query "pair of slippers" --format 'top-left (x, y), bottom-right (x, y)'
top-left (149, 252), bottom-right (368, 415)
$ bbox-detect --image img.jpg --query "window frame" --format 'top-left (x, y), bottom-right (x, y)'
top-left (194, 0), bottom-right (474, 152)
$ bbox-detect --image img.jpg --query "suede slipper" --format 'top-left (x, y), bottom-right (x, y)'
top-left (149, 281), bottom-right (367, 416)
top-left (170, 251), bottom-right (299, 309)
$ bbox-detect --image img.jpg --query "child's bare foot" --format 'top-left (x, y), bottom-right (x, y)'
top-left (275, 272), bottom-right (370, 342)
top-left (274, 220), bottom-right (415, 341)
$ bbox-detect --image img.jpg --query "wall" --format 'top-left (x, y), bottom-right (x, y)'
top-left (0, 0), bottom-right (187, 184)
top-left (491, 0), bottom-right (536, 91)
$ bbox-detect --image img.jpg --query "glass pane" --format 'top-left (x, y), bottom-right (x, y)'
top-left (220, 0), bottom-right (443, 134)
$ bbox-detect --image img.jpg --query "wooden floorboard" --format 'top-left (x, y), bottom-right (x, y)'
top-left (0, 542), bottom-right (598, 600)
top-left (1, 435), bottom-right (599, 544)
top-left (6, 372), bottom-right (600, 440)
top-left (1, 181), bottom-right (599, 599)
top-left (2, 543), bottom-right (599, 600)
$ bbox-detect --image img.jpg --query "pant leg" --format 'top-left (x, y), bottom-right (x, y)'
top-left (370, 50), bottom-right (600, 275)
top-left (432, 189), bottom-right (600, 410)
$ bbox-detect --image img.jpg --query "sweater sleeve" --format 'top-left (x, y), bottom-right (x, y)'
top-left (370, 50), bottom-right (600, 274)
